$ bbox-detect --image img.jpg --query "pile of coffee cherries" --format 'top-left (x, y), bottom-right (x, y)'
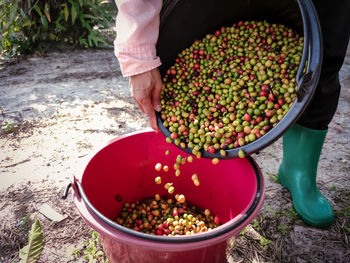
top-left (160, 20), bottom-right (303, 156)
top-left (116, 194), bottom-right (220, 236)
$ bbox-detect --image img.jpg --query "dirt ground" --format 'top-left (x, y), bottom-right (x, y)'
top-left (0, 45), bottom-right (349, 263)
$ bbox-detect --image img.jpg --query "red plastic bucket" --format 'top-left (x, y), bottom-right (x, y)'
top-left (71, 131), bottom-right (264, 263)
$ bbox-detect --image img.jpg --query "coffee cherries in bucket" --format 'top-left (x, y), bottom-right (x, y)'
top-left (160, 20), bottom-right (303, 156)
top-left (116, 195), bottom-right (220, 236)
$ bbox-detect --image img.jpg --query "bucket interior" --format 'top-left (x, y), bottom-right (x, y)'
top-left (155, 0), bottom-right (321, 159)
top-left (80, 131), bottom-right (260, 225)
top-left (157, 0), bottom-right (303, 75)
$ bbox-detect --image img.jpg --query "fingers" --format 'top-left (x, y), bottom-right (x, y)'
top-left (131, 83), bottom-right (158, 131)
top-left (135, 100), bottom-right (145, 114)
top-left (130, 81), bottom-right (145, 113)
top-left (129, 69), bottom-right (162, 131)
top-left (151, 69), bottom-right (163, 112)
top-left (131, 87), bottom-right (158, 131)
top-left (152, 82), bottom-right (162, 112)
top-left (142, 99), bottom-right (159, 132)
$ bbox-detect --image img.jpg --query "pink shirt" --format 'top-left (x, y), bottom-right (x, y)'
top-left (114, 0), bottom-right (162, 77)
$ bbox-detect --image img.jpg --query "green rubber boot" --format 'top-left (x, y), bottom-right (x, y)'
top-left (278, 123), bottom-right (334, 227)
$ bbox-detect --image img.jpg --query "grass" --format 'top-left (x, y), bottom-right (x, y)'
top-left (72, 231), bottom-right (108, 262)
top-left (277, 224), bottom-right (289, 236)
top-left (266, 172), bottom-right (280, 184)
top-left (19, 213), bottom-right (31, 229)
top-left (281, 207), bottom-right (299, 220)
top-left (1, 120), bottom-right (18, 134)
top-left (259, 235), bottom-right (272, 250)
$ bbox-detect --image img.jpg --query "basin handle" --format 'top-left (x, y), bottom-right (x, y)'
top-left (62, 176), bottom-right (81, 200)
top-left (62, 183), bottom-right (72, 199)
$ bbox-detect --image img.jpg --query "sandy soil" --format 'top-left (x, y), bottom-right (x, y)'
top-left (0, 46), bottom-right (349, 263)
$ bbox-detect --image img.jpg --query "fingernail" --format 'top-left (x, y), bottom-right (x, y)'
top-left (155, 105), bottom-right (161, 112)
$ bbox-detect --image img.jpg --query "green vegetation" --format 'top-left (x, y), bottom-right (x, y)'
top-left (18, 219), bottom-right (44, 263)
top-left (72, 231), bottom-right (108, 262)
top-left (1, 120), bottom-right (17, 133)
top-left (259, 235), bottom-right (272, 250)
top-left (19, 213), bottom-right (32, 228)
top-left (266, 172), bottom-right (280, 184)
top-left (276, 224), bottom-right (289, 235)
top-left (239, 219), bottom-right (272, 250)
top-left (1, 0), bottom-right (115, 59)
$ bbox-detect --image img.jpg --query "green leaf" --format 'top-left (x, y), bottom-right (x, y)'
top-left (62, 4), bottom-right (69, 22)
top-left (19, 219), bottom-right (44, 263)
top-left (40, 16), bottom-right (48, 30)
top-left (32, 28), bottom-right (41, 43)
top-left (55, 14), bottom-right (66, 31)
top-left (33, 5), bottom-right (43, 17)
top-left (77, 37), bottom-right (88, 47)
top-left (87, 31), bottom-right (107, 47)
top-left (79, 16), bottom-right (92, 32)
top-left (87, 33), bottom-right (93, 47)
top-left (44, 2), bottom-right (51, 22)
top-left (259, 235), bottom-right (272, 250)
top-left (9, 4), bottom-right (18, 22)
top-left (56, 23), bottom-right (66, 31)
top-left (78, 0), bottom-right (84, 7)
top-left (96, 251), bottom-right (105, 257)
top-left (80, 14), bottom-right (99, 21)
top-left (20, 8), bottom-right (28, 20)
top-left (71, 4), bottom-right (78, 24)
top-left (23, 20), bottom-right (32, 27)
top-left (49, 33), bottom-right (56, 40)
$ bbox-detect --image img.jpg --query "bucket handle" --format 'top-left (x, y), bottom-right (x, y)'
top-left (62, 176), bottom-right (81, 200)
top-left (295, 0), bottom-right (320, 101)
top-left (62, 183), bottom-right (72, 199)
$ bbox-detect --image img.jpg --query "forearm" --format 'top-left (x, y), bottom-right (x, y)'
top-left (114, 0), bottom-right (162, 77)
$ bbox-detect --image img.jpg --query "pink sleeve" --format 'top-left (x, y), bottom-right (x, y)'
top-left (114, 0), bottom-right (162, 77)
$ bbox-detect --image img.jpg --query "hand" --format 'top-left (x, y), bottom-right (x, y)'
top-left (129, 68), bottom-right (162, 131)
